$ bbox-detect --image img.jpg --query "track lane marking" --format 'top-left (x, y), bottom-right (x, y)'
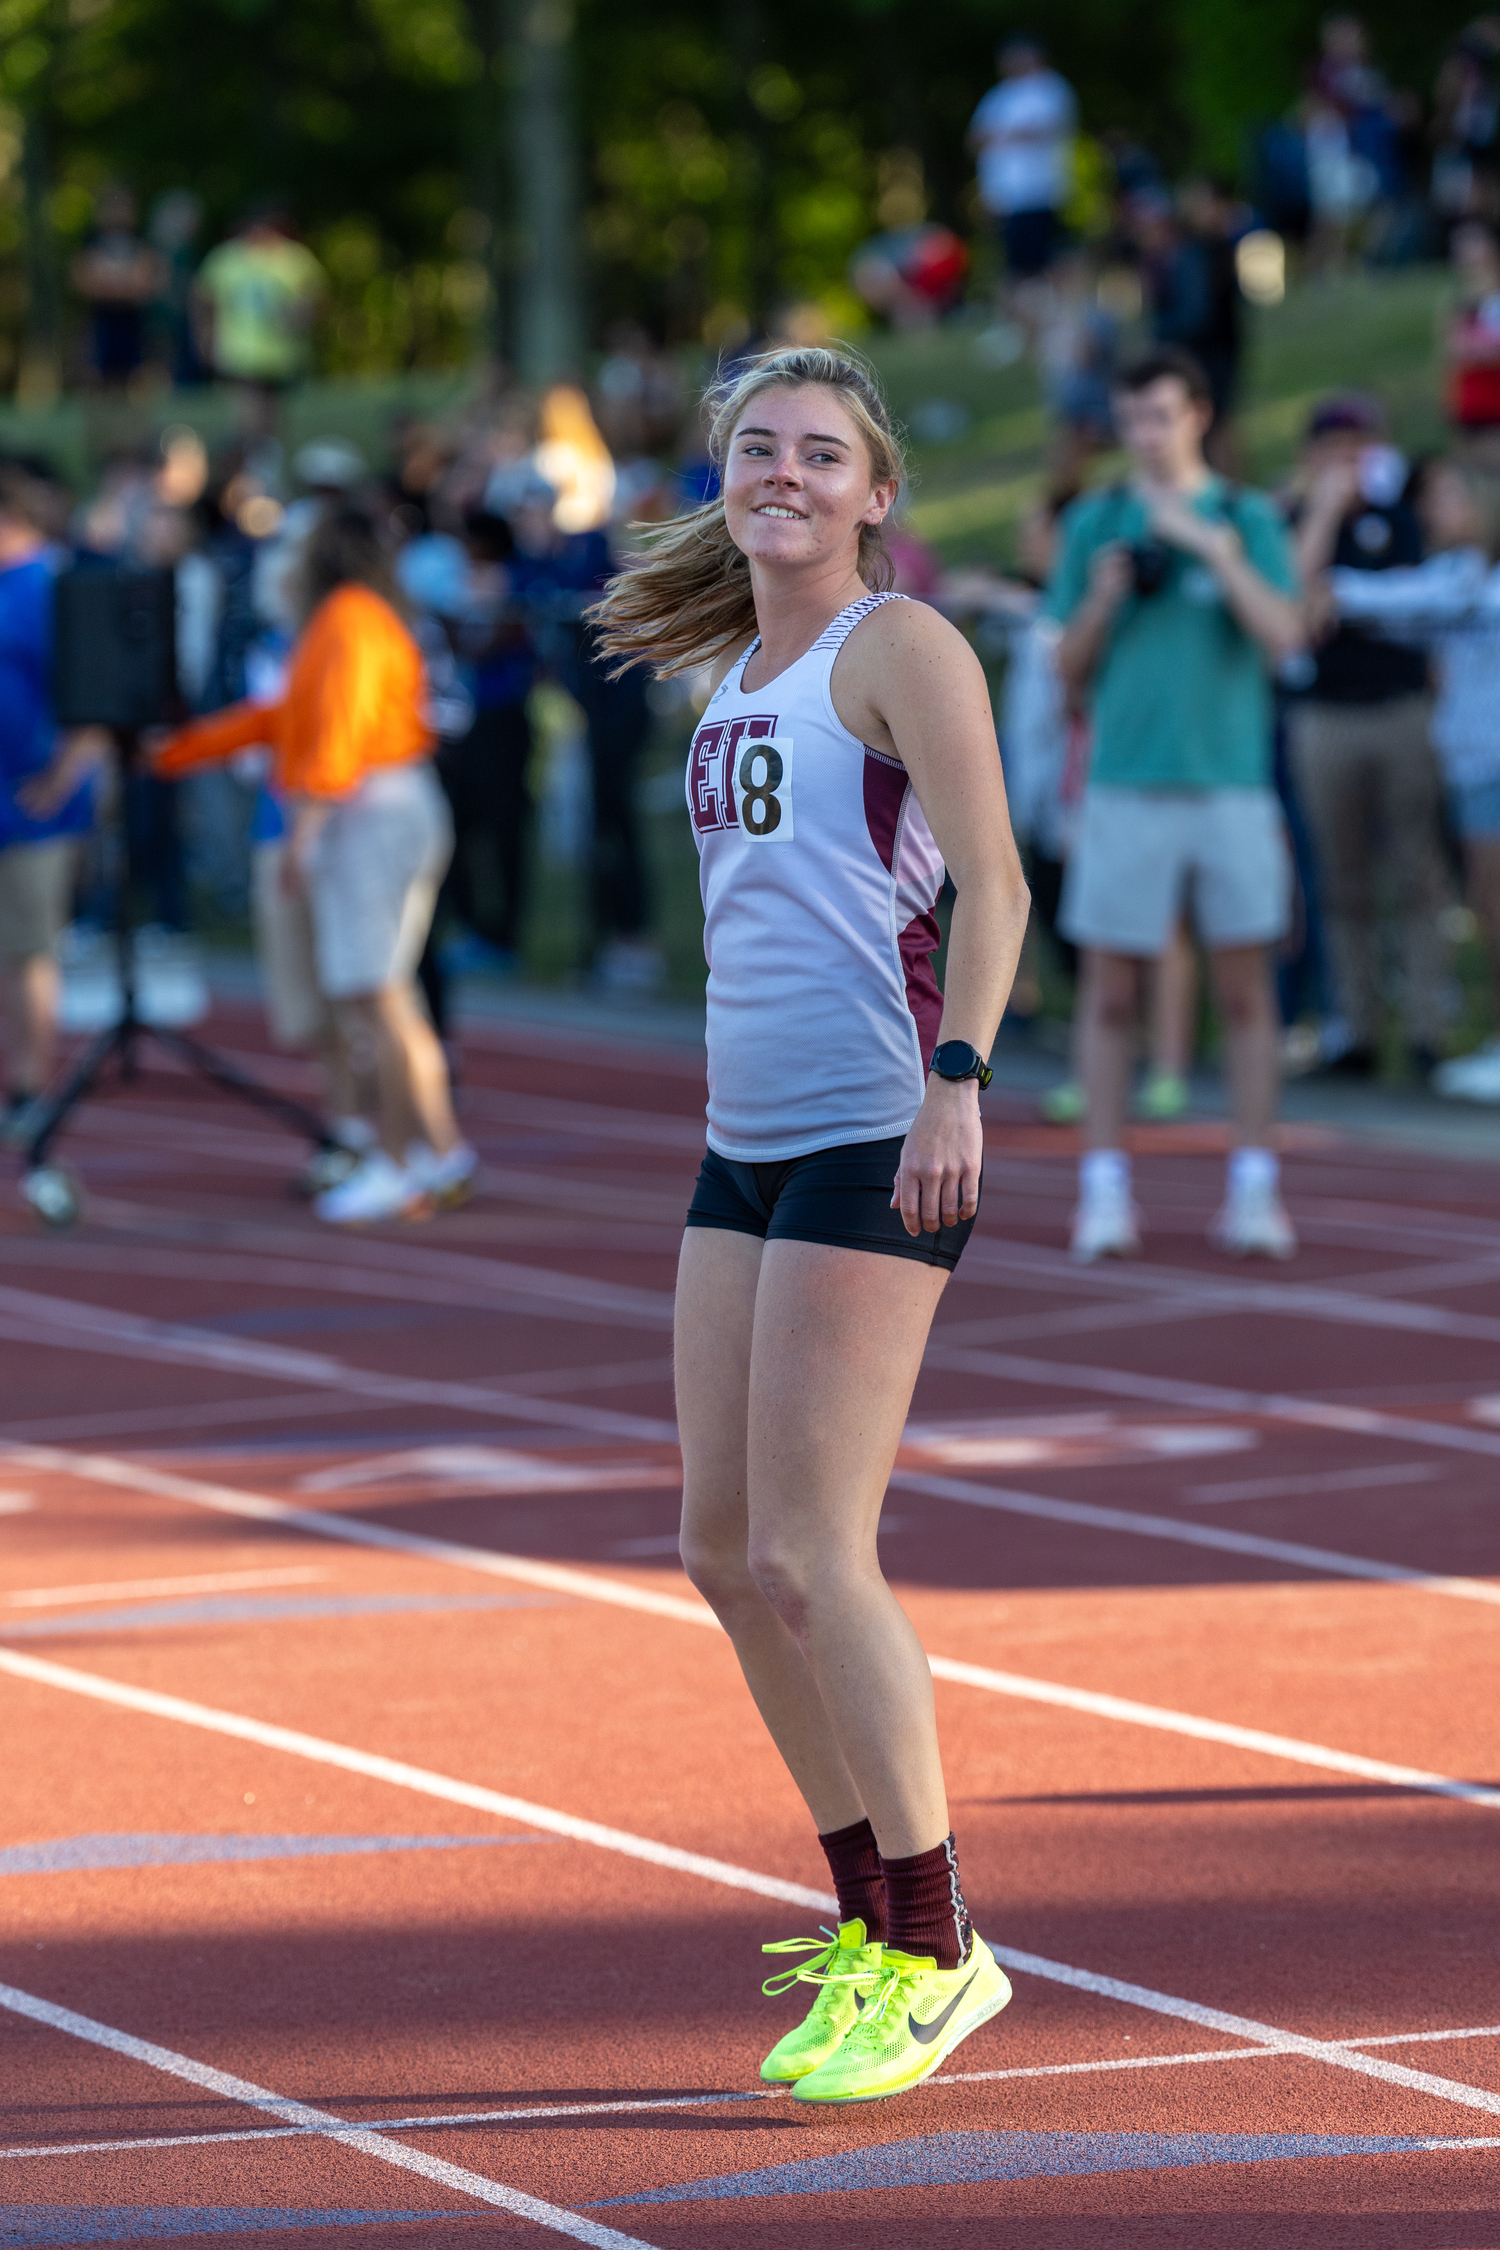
top-left (0, 1649), bottom-right (831, 1909)
top-left (924, 1653), bottom-right (1500, 1809)
top-left (988, 1947), bottom-right (1500, 2118)
top-left (3, 1568), bottom-right (325, 1610)
top-left (5, 1654), bottom-right (1500, 2121)
top-left (961, 1236), bottom-right (1500, 1347)
top-left (0, 1981), bottom-right (655, 2248)
top-left (1183, 1463), bottom-right (1444, 1505)
top-left (15, 1363), bottom-right (1500, 1617)
top-left (5, 1448), bottom-right (713, 1629)
top-left (890, 1469), bottom-right (1500, 1607)
top-left (0, 1293), bottom-right (677, 1442)
top-left (13, 2022), bottom-right (1500, 2163)
top-left (11, 1447), bottom-right (1500, 1808)
top-left (14, 1256), bottom-right (1500, 1485)
top-left (0, 2091), bottom-right (782, 2163)
top-left (924, 1340), bottom-right (1500, 1463)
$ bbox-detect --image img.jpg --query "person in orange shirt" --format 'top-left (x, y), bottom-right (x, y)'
top-left (154, 506), bottom-right (475, 1222)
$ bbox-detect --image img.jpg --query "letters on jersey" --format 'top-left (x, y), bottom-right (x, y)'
top-left (688, 712), bottom-right (793, 841)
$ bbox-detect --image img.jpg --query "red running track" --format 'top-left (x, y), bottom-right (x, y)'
top-left (2, 1001), bottom-right (1500, 2248)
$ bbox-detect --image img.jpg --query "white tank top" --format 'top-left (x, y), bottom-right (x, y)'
top-left (686, 591), bottom-right (946, 1161)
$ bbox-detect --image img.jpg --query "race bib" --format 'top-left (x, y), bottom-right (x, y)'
top-left (734, 735), bottom-right (794, 842)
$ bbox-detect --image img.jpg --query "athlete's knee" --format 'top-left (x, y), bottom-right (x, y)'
top-left (745, 1534), bottom-right (846, 1640)
top-left (679, 1522), bottom-right (758, 1616)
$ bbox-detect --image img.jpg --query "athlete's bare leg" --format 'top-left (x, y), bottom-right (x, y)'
top-left (677, 1227), bottom-right (950, 1859)
top-left (677, 1227), bottom-right (867, 1834)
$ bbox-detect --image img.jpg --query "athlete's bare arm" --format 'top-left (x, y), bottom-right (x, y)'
top-left (832, 600), bottom-right (1030, 1235)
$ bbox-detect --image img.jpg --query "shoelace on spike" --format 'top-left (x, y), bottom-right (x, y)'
top-left (800, 1958), bottom-right (906, 2042)
top-left (760, 1927), bottom-right (842, 1998)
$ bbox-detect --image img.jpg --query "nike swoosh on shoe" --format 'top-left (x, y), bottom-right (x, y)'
top-left (907, 1964), bottom-right (980, 2045)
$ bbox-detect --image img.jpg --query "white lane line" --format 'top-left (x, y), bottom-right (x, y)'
top-left (890, 1468), bottom-right (1500, 1608)
top-left (0, 1259), bottom-right (675, 1340)
top-left (4, 1448), bottom-right (711, 1631)
top-left (0, 1391), bottom-right (415, 1448)
top-left (0, 1293), bottom-right (676, 1443)
top-left (0, 2090), bottom-right (781, 2163)
top-left (924, 1340), bottom-right (1500, 1465)
top-left (0, 1649), bottom-right (829, 1911)
top-left (3, 1568), bottom-right (325, 1610)
top-left (0, 1980), bottom-right (654, 2249)
top-left (925, 1653), bottom-right (1500, 1810)
top-left (1184, 1464), bottom-right (1445, 1506)
top-left (7, 1652), bottom-right (1500, 2126)
top-left (14, 1446), bottom-right (1498, 1810)
top-left (940, 2045), bottom-right (1286, 2087)
top-left (1352, 2024), bottom-right (1500, 2049)
top-left (14, 2023), bottom-right (1500, 2161)
top-left (989, 1946), bottom-right (1500, 2120)
top-left (960, 1236), bottom-right (1500, 1348)
top-left (945, 2021), bottom-right (1500, 2083)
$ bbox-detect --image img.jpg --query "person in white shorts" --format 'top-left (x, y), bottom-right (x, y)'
top-left (154, 507), bottom-right (471, 1224)
top-left (1046, 346), bottom-right (1307, 1259)
top-left (593, 347), bottom-right (1030, 2105)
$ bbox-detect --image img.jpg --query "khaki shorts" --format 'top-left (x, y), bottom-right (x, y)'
top-left (0, 838), bottom-right (79, 964)
top-left (309, 761), bottom-right (453, 1001)
top-left (251, 841), bottom-right (334, 1049)
top-left (1060, 785), bottom-right (1292, 958)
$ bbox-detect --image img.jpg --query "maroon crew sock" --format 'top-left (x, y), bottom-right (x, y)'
top-left (817, 1817), bottom-right (886, 1942)
top-left (881, 1831), bottom-right (972, 1970)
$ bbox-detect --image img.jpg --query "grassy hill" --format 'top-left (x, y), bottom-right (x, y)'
top-left (882, 266), bottom-right (1449, 566)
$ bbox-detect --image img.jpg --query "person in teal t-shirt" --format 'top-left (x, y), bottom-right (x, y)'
top-left (1043, 345), bottom-right (1306, 1263)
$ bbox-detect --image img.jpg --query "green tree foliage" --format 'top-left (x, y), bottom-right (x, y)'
top-left (0, 0), bottom-right (1481, 384)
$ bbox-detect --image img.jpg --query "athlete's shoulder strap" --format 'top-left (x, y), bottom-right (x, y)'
top-left (812, 589), bottom-right (909, 656)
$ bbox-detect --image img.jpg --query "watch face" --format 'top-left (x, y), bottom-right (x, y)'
top-left (935, 1042), bottom-right (975, 1078)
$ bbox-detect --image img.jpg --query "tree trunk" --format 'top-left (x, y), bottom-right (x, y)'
top-left (507, 0), bottom-right (583, 383)
top-left (19, 104), bottom-right (61, 403)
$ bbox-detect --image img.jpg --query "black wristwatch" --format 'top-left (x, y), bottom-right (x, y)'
top-left (929, 1039), bottom-right (993, 1091)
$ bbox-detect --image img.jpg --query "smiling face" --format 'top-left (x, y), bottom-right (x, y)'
top-left (721, 384), bottom-right (897, 579)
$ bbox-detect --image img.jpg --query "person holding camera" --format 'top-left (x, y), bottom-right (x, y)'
top-left (1286, 395), bottom-right (1448, 1080)
top-left (1046, 347), bottom-right (1306, 1261)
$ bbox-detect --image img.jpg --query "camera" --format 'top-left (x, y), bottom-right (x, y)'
top-left (1128, 539), bottom-right (1173, 597)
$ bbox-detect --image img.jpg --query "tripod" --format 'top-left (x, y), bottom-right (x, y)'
top-left (20, 741), bottom-right (341, 1229)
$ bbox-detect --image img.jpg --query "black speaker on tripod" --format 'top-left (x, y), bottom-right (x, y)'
top-left (53, 562), bottom-right (180, 731)
top-left (18, 560), bottom-right (338, 1228)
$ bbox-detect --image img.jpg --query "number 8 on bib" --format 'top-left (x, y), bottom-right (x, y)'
top-left (736, 737), bottom-right (794, 842)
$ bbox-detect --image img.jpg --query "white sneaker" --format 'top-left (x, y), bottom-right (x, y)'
top-left (1210, 1177), bottom-right (1297, 1259)
top-left (404, 1140), bottom-right (479, 1209)
top-left (299, 1118), bottom-right (377, 1198)
top-left (1432, 1039), bottom-right (1500, 1104)
top-left (314, 1149), bottom-right (427, 1225)
top-left (1070, 1174), bottom-right (1142, 1261)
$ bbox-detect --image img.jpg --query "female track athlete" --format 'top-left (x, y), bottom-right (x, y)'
top-left (593, 347), bottom-right (1030, 2104)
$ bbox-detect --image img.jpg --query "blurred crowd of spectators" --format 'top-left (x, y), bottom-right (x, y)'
top-left (4, 10), bottom-right (1500, 1252)
top-left (0, 347), bottom-right (702, 1224)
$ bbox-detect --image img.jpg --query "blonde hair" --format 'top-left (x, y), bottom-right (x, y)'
top-left (589, 345), bottom-right (906, 677)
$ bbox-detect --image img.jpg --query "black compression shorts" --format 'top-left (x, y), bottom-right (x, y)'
top-left (685, 1134), bottom-right (979, 1271)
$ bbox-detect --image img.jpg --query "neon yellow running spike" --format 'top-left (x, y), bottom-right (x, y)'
top-left (758, 1918), bottom-right (884, 2083)
top-left (791, 1934), bottom-right (1012, 2104)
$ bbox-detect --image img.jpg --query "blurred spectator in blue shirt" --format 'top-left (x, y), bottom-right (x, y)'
top-left (0, 465), bottom-right (99, 1128)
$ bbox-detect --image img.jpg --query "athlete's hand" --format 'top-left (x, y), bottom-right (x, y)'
top-left (892, 1076), bottom-right (984, 1236)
